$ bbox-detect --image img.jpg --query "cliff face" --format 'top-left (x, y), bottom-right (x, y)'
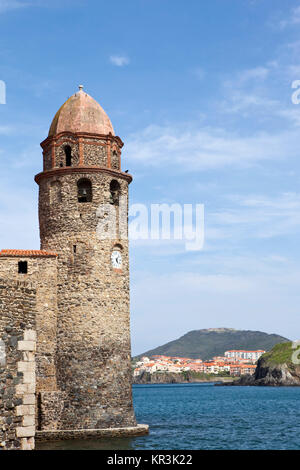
top-left (133, 371), bottom-right (189, 384)
top-left (253, 362), bottom-right (300, 386)
top-left (229, 342), bottom-right (300, 386)
top-left (233, 364), bottom-right (300, 386)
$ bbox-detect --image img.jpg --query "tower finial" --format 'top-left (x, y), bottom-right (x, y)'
top-left (78, 84), bottom-right (84, 91)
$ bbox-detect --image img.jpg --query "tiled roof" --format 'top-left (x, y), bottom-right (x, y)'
top-left (0, 249), bottom-right (58, 258)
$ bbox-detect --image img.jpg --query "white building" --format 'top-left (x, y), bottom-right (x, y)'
top-left (224, 350), bottom-right (265, 361)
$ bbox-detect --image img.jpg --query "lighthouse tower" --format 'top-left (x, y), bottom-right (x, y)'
top-left (35, 86), bottom-right (136, 430)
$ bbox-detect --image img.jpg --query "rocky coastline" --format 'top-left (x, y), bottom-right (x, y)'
top-left (219, 342), bottom-right (300, 387)
top-left (133, 371), bottom-right (234, 384)
top-left (222, 363), bottom-right (300, 386)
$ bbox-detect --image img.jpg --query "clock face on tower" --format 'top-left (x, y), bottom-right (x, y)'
top-left (111, 250), bottom-right (122, 269)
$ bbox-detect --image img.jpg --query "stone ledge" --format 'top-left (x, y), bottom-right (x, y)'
top-left (36, 424), bottom-right (149, 442)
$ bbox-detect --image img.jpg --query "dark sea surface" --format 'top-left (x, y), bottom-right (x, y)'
top-left (37, 383), bottom-right (300, 450)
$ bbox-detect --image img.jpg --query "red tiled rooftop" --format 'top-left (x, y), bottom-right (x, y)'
top-left (0, 249), bottom-right (58, 258)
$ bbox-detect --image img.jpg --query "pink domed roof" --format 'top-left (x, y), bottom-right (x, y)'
top-left (49, 86), bottom-right (115, 137)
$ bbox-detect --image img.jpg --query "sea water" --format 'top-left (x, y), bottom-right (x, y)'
top-left (37, 383), bottom-right (300, 450)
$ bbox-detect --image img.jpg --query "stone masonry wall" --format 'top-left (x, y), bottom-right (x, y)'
top-left (55, 138), bottom-right (80, 168)
top-left (41, 133), bottom-right (123, 172)
top-left (111, 148), bottom-right (120, 170)
top-left (43, 148), bottom-right (52, 171)
top-left (0, 257), bottom-right (58, 394)
top-left (83, 141), bottom-right (107, 166)
top-left (0, 279), bottom-right (36, 450)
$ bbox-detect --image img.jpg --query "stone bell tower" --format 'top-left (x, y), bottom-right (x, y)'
top-left (35, 86), bottom-right (137, 430)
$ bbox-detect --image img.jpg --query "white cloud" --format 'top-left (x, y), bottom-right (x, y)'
top-left (239, 193), bottom-right (300, 210)
top-left (279, 6), bottom-right (300, 29)
top-left (125, 124), bottom-right (300, 171)
top-left (291, 5), bottom-right (300, 23)
top-left (219, 64), bottom-right (279, 116)
top-left (275, 108), bottom-right (300, 128)
top-left (208, 192), bottom-right (300, 241)
top-left (129, 192), bottom-right (300, 255)
top-left (235, 67), bottom-right (269, 84)
top-left (124, 32), bottom-right (300, 174)
top-left (214, 55), bottom-right (300, 123)
top-left (220, 91), bottom-right (279, 114)
top-left (0, 0), bottom-right (79, 13)
top-left (0, 0), bottom-right (30, 13)
top-left (109, 55), bottom-right (130, 67)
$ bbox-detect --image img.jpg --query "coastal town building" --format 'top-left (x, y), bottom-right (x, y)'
top-left (134, 349), bottom-right (265, 378)
top-left (224, 350), bottom-right (265, 361)
top-left (0, 87), bottom-right (148, 450)
top-left (229, 364), bottom-right (256, 376)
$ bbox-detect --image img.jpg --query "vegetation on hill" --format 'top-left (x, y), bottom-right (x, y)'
top-left (135, 328), bottom-right (289, 361)
top-left (259, 341), bottom-right (294, 366)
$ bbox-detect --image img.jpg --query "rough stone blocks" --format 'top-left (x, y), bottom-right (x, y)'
top-left (16, 426), bottom-right (35, 438)
top-left (18, 340), bottom-right (36, 352)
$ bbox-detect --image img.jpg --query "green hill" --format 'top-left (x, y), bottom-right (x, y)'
top-left (135, 328), bottom-right (289, 361)
top-left (259, 341), bottom-right (294, 366)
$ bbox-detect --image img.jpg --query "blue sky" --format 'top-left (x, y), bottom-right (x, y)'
top-left (1, 0), bottom-right (300, 354)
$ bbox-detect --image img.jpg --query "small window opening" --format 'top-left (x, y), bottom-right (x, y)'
top-left (109, 180), bottom-right (120, 205)
top-left (77, 178), bottom-right (92, 203)
top-left (65, 146), bottom-right (72, 167)
top-left (73, 245), bottom-right (77, 254)
top-left (18, 261), bottom-right (28, 274)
